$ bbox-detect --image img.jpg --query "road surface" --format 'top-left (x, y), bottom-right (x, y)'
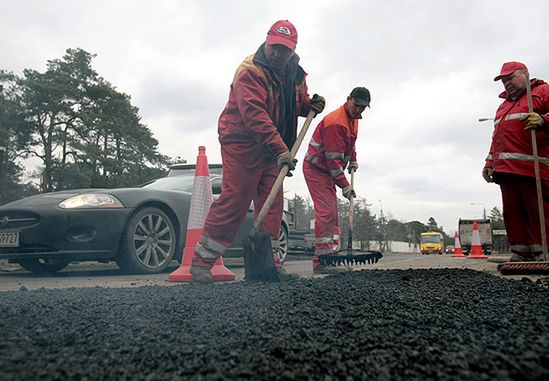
top-left (0, 252), bottom-right (543, 292)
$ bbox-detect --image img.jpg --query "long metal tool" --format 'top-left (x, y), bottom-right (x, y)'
top-left (318, 169), bottom-right (383, 267)
top-left (498, 73), bottom-right (549, 275)
top-left (243, 110), bottom-right (316, 281)
top-left (346, 169), bottom-right (356, 254)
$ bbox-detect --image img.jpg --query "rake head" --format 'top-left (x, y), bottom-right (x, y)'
top-left (318, 250), bottom-right (383, 267)
top-left (497, 261), bottom-right (549, 275)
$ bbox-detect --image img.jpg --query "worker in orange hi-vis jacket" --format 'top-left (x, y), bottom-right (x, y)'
top-left (303, 87), bottom-right (371, 274)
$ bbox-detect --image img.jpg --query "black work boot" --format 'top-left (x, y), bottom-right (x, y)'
top-left (509, 253), bottom-right (542, 262)
top-left (312, 254), bottom-right (352, 274)
top-left (190, 266), bottom-right (213, 284)
top-left (313, 264), bottom-right (352, 274)
top-left (272, 249), bottom-right (299, 280)
top-left (190, 256), bottom-right (214, 284)
top-left (276, 266), bottom-right (300, 280)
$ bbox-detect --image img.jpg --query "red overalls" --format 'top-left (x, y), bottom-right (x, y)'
top-left (194, 47), bottom-right (311, 266)
top-left (485, 79), bottom-right (549, 256)
top-left (303, 104), bottom-right (358, 268)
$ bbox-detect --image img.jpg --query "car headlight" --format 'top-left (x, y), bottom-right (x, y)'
top-left (59, 194), bottom-right (125, 209)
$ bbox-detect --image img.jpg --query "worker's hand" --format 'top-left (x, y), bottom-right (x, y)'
top-left (342, 185), bottom-right (356, 200)
top-left (522, 112), bottom-right (544, 130)
top-left (277, 151), bottom-right (297, 176)
top-left (310, 94), bottom-right (326, 115)
top-left (482, 166), bottom-right (494, 183)
top-left (348, 161), bottom-right (358, 174)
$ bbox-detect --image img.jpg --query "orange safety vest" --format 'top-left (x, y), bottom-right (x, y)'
top-left (304, 105), bottom-right (358, 189)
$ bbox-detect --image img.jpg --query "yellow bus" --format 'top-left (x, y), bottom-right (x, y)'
top-left (420, 231), bottom-right (444, 255)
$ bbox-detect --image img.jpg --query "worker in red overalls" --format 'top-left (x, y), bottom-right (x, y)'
top-left (483, 62), bottom-right (549, 262)
top-left (189, 20), bottom-right (325, 283)
top-left (303, 87), bottom-right (371, 273)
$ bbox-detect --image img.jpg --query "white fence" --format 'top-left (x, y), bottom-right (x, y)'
top-left (360, 240), bottom-right (419, 253)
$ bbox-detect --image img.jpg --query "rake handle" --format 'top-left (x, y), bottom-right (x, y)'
top-left (253, 110), bottom-right (316, 231)
top-left (347, 170), bottom-right (355, 252)
top-left (525, 74), bottom-right (548, 261)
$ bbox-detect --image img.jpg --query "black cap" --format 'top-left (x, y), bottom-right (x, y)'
top-left (350, 87), bottom-right (371, 107)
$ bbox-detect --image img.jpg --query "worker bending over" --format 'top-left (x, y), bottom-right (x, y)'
top-left (303, 87), bottom-right (370, 273)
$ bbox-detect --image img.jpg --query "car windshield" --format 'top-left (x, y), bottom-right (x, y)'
top-left (142, 176), bottom-right (196, 192)
top-left (142, 174), bottom-right (222, 193)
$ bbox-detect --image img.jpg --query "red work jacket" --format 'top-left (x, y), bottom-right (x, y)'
top-left (218, 46), bottom-right (311, 168)
top-left (486, 79), bottom-right (549, 181)
top-left (304, 104), bottom-right (358, 189)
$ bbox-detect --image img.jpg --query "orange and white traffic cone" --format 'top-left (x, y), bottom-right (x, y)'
top-left (467, 221), bottom-right (488, 259)
top-left (168, 146), bottom-right (235, 282)
top-left (451, 232), bottom-right (465, 257)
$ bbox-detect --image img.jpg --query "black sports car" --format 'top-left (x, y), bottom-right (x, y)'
top-left (0, 165), bottom-right (289, 274)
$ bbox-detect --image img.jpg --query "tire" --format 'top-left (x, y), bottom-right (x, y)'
top-left (275, 225), bottom-right (289, 264)
top-left (116, 207), bottom-right (176, 274)
top-left (18, 258), bottom-right (70, 275)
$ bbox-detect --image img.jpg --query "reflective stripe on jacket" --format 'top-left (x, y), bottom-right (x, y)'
top-left (304, 104), bottom-right (358, 189)
top-left (218, 45), bottom-right (311, 169)
top-left (485, 79), bottom-right (549, 180)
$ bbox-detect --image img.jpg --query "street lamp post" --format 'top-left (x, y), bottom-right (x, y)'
top-left (470, 202), bottom-right (486, 219)
top-left (0, 146), bottom-right (5, 203)
top-left (379, 200), bottom-right (387, 251)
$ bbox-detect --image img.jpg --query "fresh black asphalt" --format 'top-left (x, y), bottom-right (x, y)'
top-left (1, 269), bottom-right (548, 380)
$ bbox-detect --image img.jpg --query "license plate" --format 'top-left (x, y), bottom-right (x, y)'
top-left (0, 232), bottom-right (19, 247)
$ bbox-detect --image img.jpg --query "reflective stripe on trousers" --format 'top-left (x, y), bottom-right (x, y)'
top-left (303, 161), bottom-right (340, 249)
top-left (196, 146), bottom-right (283, 261)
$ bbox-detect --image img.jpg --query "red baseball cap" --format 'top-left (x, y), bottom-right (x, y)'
top-left (494, 61), bottom-right (528, 81)
top-left (266, 20), bottom-right (298, 50)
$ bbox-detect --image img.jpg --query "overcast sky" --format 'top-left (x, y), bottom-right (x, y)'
top-left (2, 0), bottom-right (548, 234)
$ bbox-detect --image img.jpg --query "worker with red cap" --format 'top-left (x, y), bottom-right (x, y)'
top-left (190, 20), bottom-right (325, 282)
top-left (303, 87), bottom-right (371, 273)
top-left (483, 61), bottom-right (549, 261)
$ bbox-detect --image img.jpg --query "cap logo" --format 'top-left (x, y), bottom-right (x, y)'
top-left (275, 26), bottom-right (291, 35)
top-left (0, 216), bottom-right (8, 227)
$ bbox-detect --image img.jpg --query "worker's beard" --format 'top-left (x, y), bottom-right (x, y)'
top-left (350, 110), bottom-right (362, 119)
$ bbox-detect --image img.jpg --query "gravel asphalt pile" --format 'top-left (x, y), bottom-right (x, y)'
top-left (1, 268), bottom-right (548, 381)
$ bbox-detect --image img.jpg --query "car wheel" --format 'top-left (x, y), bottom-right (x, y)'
top-left (116, 207), bottom-right (176, 274)
top-left (18, 258), bottom-right (70, 275)
top-left (275, 225), bottom-right (289, 264)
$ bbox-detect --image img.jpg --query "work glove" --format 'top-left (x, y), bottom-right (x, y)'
top-left (521, 112), bottom-right (544, 130)
top-left (482, 166), bottom-right (493, 183)
top-left (310, 94), bottom-right (326, 115)
top-left (348, 161), bottom-right (359, 174)
top-left (342, 185), bottom-right (356, 200)
top-left (277, 151), bottom-right (297, 177)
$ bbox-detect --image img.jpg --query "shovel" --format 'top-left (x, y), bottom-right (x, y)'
top-left (525, 74), bottom-right (548, 262)
top-left (243, 110), bottom-right (316, 281)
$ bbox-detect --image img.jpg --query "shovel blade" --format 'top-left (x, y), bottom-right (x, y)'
top-left (243, 231), bottom-right (280, 282)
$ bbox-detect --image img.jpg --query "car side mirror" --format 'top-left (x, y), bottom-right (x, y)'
top-left (211, 177), bottom-right (222, 195)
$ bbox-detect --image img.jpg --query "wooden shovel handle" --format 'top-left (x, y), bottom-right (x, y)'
top-left (253, 110), bottom-right (316, 231)
top-left (525, 74), bottom-right (548, 260)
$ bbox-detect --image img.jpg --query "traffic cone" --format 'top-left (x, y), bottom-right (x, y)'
top-left (467, 221), bottom-right (488, 259)
top-left (451, 232), bottom-right (465, 257)
top-left (168, 146), bottom-right (236, 282)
